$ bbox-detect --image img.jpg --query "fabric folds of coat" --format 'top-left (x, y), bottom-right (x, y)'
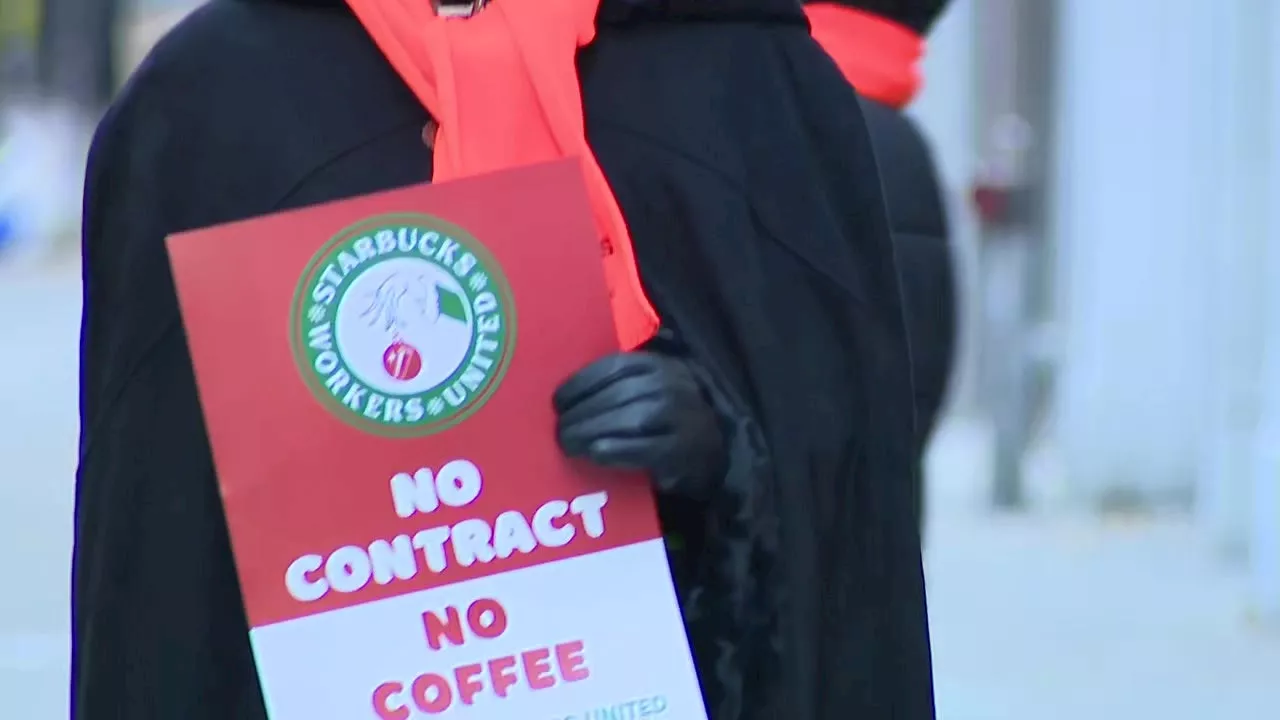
top-left (72, 1), bottom-right (933, 718)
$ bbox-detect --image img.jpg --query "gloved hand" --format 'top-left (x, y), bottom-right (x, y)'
top-left (553, 351), bottom-right (725, 495)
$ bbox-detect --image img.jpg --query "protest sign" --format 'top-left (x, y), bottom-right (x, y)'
top-left (168, 160), bottom-right (706, 719)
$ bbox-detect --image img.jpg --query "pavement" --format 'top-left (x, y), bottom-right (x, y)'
top-left (2, 259), bottom-right (1279, 718)
top-left (0, 258), bottom-right (78, 714)
top-left (924, 424), bottom-right (1280, 720)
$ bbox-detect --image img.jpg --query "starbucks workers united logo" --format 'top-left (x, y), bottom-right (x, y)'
top-left (291, 214), bottom-right (515, 436)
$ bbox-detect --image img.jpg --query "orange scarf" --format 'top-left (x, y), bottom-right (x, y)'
top-left (805, 3), bottom-right (924, 109)
top-left (343, 0), bottom-right (659, 350)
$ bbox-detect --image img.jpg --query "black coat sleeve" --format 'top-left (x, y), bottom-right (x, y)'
top-left (583, 17), bottom-right (933, 719)
top-left (69, 0), bottom-right (440, 716)
top-left (72, 73), bottom-right (266, 720)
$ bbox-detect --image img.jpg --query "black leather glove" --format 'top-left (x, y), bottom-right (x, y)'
top-left (553, 351), bottom-right (725, 495)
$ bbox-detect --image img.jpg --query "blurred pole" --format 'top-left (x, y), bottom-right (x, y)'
top-left (36, 0), bottom-right (120, 112)
top-left (971, 0), bottom-right (1056, 509)
top-left (1251, 0), bottom-right (1280, 626)
top-left (1198, 0), bottom-right (1270, 558)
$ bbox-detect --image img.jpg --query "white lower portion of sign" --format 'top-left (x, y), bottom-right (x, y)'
top-left (250, 538), bottom-right (707, 719)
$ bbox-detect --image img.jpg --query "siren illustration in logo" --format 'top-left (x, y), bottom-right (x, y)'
top-left (291, 214), bottom-right (515, 436)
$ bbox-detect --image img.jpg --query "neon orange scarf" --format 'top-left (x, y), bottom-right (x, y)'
top-left (805, 3), bottom-right (924, 109)
top-left (343, 0), bottom-right (660, 350)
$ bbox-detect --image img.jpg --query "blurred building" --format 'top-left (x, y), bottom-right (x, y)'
top-left (912, 0), bottom-right (1279, 623)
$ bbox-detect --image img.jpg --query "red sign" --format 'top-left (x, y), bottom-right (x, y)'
top-left (168, 161), bottom-right (706, 719)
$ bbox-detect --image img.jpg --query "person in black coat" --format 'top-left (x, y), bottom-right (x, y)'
top-left (807, 0), bottom-right (957, 532)
top-left (73, 1), bottom-right (933, 717)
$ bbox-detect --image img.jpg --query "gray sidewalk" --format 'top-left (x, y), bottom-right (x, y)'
top-left (0, 260), bottom-right (78, 714)
top-left (922, 427), bottom-right (1280, 719)
top-left (2, 262), bottom-right (1279, 718)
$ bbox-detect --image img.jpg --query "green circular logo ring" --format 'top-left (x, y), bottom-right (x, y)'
top-left (289, 213), bottom-right (516, 437)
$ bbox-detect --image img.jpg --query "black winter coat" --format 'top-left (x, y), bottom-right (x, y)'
top-left (73, 1), bottom-right (933, 717)
top-left (861, 96), bottom-right (956, 525)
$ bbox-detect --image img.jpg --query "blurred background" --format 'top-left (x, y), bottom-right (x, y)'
top-left (1, 0), bottom-right (1278, 717)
